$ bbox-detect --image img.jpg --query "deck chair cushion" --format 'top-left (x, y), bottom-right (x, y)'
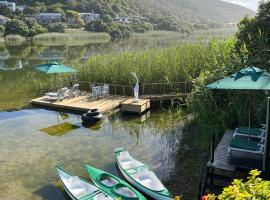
top-left (236, 126), bottom-right (263, 136)
top-left (230, 137), bottom-right (261, 152)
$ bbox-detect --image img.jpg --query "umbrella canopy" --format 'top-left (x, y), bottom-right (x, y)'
top-left (206, 66), bottom-right (270, 90)
top-left (35, 61), bottom-right (76, 74)
top-left (206, 66), bottom-right (270, 139)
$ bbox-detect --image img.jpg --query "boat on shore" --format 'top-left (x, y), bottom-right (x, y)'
top-left (85, 164), bottom-right (146, 200)
top-left (55, 165), bottom-right (115, 200)
top-left (114, 147), bottom-right (172, 200)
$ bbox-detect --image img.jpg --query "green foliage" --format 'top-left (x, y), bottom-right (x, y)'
top-left (4, 19), bottom-right (29, 37)
top-left (23, 17), bottom-right (47, 37)
top-left (154, 17), bottom-right (179, 32)
top-left (0, 5), bottom-right (13, 18)
top-left (47, 22), bottom-right (67, 33)
top-left (23, 6), bottom-right (39, 15)
top-left (235, 1), bottom-right (270, 69)
top-left (0, 25), bottom-right (4, 36)
top-left (131, 22), bottom-right (153, 33)
top-left (85, 20), bottom-right (108, 32)
top-left (206, 170), bottom-right (270, 200)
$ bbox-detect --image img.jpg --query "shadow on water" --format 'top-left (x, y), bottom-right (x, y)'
top-left (33, 183), bottom-right (67, 200)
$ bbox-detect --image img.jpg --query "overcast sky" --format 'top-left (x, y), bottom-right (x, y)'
top-left (222, 0), bottom-right (260, 11)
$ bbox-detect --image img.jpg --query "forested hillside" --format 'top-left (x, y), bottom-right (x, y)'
top-left (12, 0), bottom-right (255, 26)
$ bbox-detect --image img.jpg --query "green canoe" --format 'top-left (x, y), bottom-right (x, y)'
top-left (114, 147), bottom-right (172, 200)
top-left (85, 164), bottom-right (146, 200)
top-left (55, 165), bottom-right (115, 200)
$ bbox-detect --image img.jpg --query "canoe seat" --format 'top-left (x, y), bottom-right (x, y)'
top-left (135, 168), bottom-right (165, 191)
top-left (118, 151), bottom-right (143, 170)
top-left (67, 176), bottom-right (96, 198)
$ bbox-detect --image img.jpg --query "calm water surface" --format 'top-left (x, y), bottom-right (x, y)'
top-left (0, 108), bottom-right (181, 199)
top-left (0, 35), bottom-right (211, 199)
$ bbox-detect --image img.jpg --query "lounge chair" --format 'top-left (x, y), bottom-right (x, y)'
top-left (233, 126), bottom-right (265, 140)
top-left (45, 87), bottom-right (67, 101)
top-left (228, 136), bottom-right (264, 156)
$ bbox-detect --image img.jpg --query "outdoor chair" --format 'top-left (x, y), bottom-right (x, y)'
top-left (233, 126), bottom-right (265, 140)
top-left (45, 87), bottom-right (68, 101)
top-left (91, 85), bottom-right (102, 98)
top-left (101, 84), bottom-right (109, 97)
top-left (70, 84), bottom-right (81, 97)
top-left (228, 136), bottom-right (264, 156)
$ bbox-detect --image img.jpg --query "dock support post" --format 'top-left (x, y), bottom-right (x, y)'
top-left (263, 97), bottom-right (270, 178)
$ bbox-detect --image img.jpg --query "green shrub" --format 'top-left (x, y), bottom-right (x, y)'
top-left (47, 22), bottom-right (67, 33)
top-left (4, 19), bottom-right (29, 37)
top-left (204, 170), bottom-right (270, 200)
top-left (0, 25), bottom-right (4, 36)
top-left (85, 20), bottom-right (108, 32)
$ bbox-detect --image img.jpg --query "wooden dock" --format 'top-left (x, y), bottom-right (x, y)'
top-left (30, 92), bottom-right (127, 113)
top-left (207, 130), bottom-right (263, 171)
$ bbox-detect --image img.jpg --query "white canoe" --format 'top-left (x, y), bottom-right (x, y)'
top-left (55, 165), bottom-right (115, 200)
top-left (114, 148), bottom-right (173, 200)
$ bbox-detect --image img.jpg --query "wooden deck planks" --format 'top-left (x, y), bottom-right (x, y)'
top-left (30, 92), bottom-right (127, 113)
top-left (207, 130), bottom-right (263, 172)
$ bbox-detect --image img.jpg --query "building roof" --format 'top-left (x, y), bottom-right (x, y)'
top-left (39, 13), bottom-right (62, 16)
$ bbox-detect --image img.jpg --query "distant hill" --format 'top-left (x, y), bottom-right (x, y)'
top-left (13, 0), bottom-right (255, 27)
top-left (133, 0), bottom-right (255, 23)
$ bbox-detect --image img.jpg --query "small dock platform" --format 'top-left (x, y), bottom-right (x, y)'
top-left (30, 92), bottom-right (127, 113)
top-left (121, 99), bottom-right (150, 114)
top-left (207, 130), bottom-right (262, 171)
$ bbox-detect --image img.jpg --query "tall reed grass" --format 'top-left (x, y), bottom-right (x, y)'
top-left (75, 38), bottom-right (238, 85)
top-left (33, 30), bottom-right (110, 46)
top-left (4, 35), bottom-right (26, 45)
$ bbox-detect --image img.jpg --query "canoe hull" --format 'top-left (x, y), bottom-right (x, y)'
top-left (117, 161), bottom-right (172, 200)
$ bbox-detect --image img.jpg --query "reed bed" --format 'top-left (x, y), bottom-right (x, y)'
top-left (75, 38), bottom-right (238, 85)
top-left (32, 30), bottom-right (110, 46)
top-left (4, 35), bottom-right (26, 45)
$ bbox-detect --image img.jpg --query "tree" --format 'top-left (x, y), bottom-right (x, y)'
top-left (101, 14), bottom-right (113, 23)
top-left (235, 1), bottom-right (270, 69)
top-left (0, 25), bottom-right (4, 36)
top-left (23, 18), bottom-right (46, 37)
top-left (23, 6), bottom-right (39, 15)
top-left (4, 19), bottom-right (29, 36)
top-left (48, 22), bottom-right (67, 33)
top-left (85, 20), bottom-right (108, 32)
top-left (0, 5), bottom-right (13, 18)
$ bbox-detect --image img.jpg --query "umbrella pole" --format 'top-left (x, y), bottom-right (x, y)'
top-left (248, 91), bottom-right (252, 140)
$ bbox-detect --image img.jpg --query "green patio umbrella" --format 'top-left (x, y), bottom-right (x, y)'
top-left (35, 61), bottom-right (76, 87)
top-left (206, 66), bottom-right (270, 137)
top-left (35, 61), bottom-right (76, 74)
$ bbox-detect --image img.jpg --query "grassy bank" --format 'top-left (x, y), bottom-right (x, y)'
top-left (32, 30), bottom-right (111, 46)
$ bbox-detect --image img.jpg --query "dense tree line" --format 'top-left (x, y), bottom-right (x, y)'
top-left (235, 1), bottom-right (270, 69)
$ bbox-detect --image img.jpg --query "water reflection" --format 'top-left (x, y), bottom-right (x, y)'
top-left (0, 108), bottom-right (183, 200)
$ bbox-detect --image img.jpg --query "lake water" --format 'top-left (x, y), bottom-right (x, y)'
top-left (0, 32), bottom-right (224, 199)
top-left (0, 108), bottom-right (182, 199)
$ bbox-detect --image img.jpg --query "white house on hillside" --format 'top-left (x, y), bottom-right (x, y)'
top-left (0, 1), bottom-right (16, 11)
top-left (34, 13), bottom-right (62, 24)
top-left (79, 12), bottom-right (100, 23)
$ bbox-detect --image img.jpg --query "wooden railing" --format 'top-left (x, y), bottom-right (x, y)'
top-left (75, 81), bottom-right (133, 96)
top-left (74, 80), bottom-right (193, 96)
top-left (141, 82), bottom-right (193, 95)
